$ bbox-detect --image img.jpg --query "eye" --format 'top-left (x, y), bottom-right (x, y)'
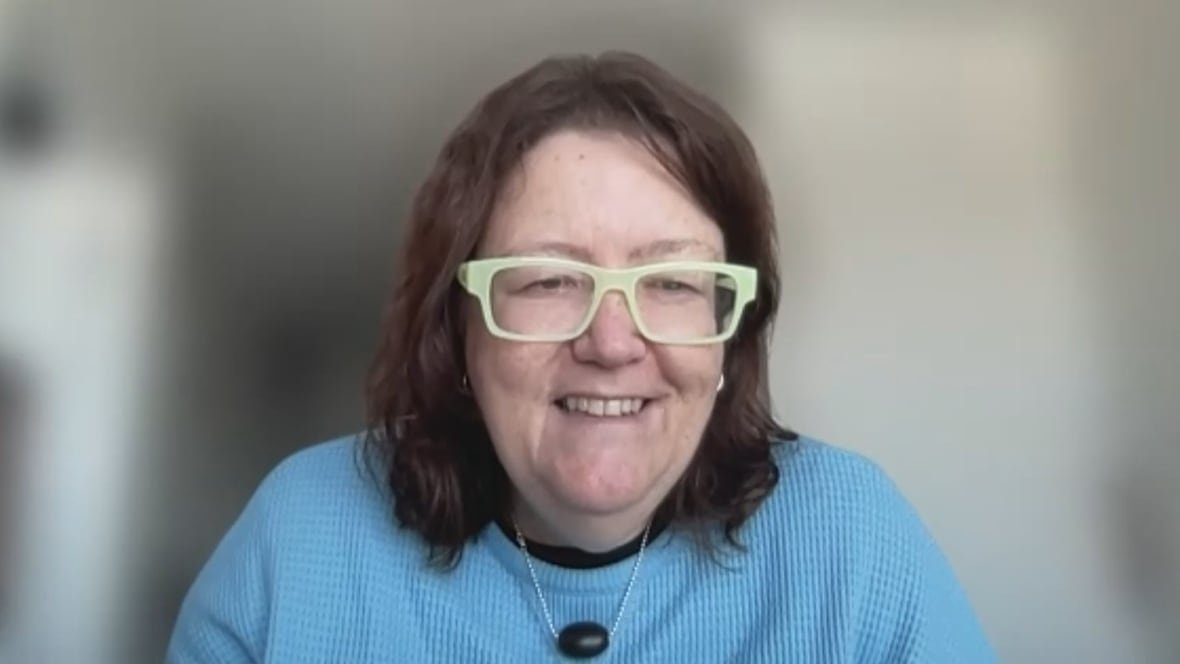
top-left (519, 274), bottom-right (586, 294)
top-left (653, 278), bottom-right (702, 294)
top-left (528, 275), bottom-right (576, 291)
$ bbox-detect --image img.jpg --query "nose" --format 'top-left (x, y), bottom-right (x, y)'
top-left (570, 290), bottom-right (647, 367)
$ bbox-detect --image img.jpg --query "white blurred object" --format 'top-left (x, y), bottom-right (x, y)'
top-left (0, 138), bottom-right (170, 664)
top-left (0, 0), bottom-right (177, 658)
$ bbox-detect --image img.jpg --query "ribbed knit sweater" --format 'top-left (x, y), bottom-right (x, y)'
top-left (166, 434), bottom-right (993, 662)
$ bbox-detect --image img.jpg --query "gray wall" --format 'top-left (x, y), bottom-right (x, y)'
top-left (741, 5), bottom-right (1179, 661)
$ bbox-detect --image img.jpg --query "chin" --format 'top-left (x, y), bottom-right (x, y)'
top-left (544, 463), bottom-right (661, 516)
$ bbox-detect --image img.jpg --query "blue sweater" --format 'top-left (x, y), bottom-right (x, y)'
top-left (167, 435), bottom-right (993, 663)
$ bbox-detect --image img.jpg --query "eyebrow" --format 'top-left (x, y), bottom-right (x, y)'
top-left (628, 239), bottom-right (721, 261)
top-left (499, 239), bottom-right (721, 262)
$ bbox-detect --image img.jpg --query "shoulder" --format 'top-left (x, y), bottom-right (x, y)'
top-left (759, 434), bottom-right (932, 561)
top-left (242, 432), bottom-right (404, 555)
top-left (184, 431), bottom-right (402, 578)
top-left (261, 432), bottom-right (372, 492)
top-left (760, 435), bottom-right (931, 569)
top-left (768, 434), bottom-right (907, 522)
top-left (167, 433), bottom-right (414, 663)
top-left (254, 433), bottom-right (379, 507)
top-left (758, 435), bottom-right (994, 661)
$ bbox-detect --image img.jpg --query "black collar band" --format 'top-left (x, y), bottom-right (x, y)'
top-left (495, 517), bottom-right (667, 570)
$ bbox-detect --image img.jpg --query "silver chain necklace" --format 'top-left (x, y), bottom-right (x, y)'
top-left (513, 521), bottom-right (651, 659)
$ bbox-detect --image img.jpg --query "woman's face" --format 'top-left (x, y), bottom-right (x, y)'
top-left (465, 130), bottom-right (725, 544)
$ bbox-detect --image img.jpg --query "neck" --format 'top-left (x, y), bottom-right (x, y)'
top-left (511, 499), bottom-right (654, 553)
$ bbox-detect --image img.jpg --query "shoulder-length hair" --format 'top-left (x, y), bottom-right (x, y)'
top-left (365, 51), bottom-right (795, 566)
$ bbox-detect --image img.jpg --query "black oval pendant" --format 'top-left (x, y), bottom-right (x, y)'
top-left (557, 622), bottom-right (609, 658)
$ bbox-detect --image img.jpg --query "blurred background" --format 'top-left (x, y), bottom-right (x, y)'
top-left (1, 1), bottom-right (1177, 661)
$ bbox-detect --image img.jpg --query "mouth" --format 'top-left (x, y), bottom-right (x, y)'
top-left (553, 395), bottom-right (653, 418)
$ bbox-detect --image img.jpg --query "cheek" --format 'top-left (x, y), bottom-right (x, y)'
top-left (466, 330), bottom-right (555, 412)
top-left (658, 347), bottom-right (724, 398)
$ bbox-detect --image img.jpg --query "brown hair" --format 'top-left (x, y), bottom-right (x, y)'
top-left (365, 51), bottom-right (795, 566)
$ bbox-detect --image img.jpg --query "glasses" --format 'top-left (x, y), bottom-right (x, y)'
top-left (457, 257), bottom-right (757, 344)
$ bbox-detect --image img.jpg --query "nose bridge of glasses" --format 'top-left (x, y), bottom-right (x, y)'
top-left (585, 270), bottom-right (642, 331)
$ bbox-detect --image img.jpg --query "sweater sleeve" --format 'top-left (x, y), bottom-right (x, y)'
top-left (165, 470), bottom-right (281, 664)
top-left (857, 465), bottom-right (995, 663)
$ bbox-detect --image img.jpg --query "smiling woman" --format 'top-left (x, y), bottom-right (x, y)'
top-left (166, 51), bottom-right (993, 663)
top-left (461, 130), bottom-right (763, 556)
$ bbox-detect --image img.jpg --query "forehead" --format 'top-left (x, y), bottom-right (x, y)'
top-left (479, 130), bottom-right (724, 262)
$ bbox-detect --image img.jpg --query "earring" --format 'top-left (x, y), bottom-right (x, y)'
top-left (460, 374), bottom-right (470, 394)
top-left (716, 374), bottom-right (725, 393)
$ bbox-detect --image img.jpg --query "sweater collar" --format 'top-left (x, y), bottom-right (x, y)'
top-left (478, 517), bottom-right (683, 595)
top-left (491, 517), bottom-right (670, 570)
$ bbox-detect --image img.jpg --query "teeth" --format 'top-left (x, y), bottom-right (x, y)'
top-left (561, 397), bottom-right (645, 417)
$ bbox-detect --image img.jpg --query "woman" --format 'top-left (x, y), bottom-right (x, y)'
top-left (168, 52), bottom-right (992, 662)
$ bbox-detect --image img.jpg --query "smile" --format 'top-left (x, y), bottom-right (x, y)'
top-left (554, 396), bottom-right (651, 417)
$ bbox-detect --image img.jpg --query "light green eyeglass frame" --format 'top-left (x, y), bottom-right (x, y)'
top-left (456, 256), bottom-right (758, 345)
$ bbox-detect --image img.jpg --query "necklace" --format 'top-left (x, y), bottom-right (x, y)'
top-left (513, 521), bottom-right (651, 659)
